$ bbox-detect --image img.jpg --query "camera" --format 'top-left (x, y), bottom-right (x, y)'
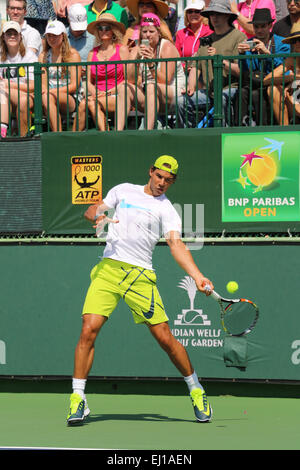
top-left (200, 36), bottom-right (212, 47)
top-left (247, 40), bottom-right (256, 49)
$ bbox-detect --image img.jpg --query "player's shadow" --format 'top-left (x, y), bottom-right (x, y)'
top-left (85, 413), bottom-right (195, 424)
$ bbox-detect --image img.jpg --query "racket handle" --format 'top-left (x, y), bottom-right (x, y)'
top-left (204, 284), bottom-right (221, 300)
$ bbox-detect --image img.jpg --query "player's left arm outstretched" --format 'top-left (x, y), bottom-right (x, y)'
top-left (166, 231), bottom-right (214, 295)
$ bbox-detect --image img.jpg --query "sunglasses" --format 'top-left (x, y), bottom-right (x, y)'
top-left (139, 2), bottom-right (154, 7)
top-left (290, 37), bottom-right (300, 44)
top-left (287, 0), bottom-right (300, 4)
top-left (97, 25), bottom-right (112, 31)
top-left (187, 9), bottom-right (202, 14)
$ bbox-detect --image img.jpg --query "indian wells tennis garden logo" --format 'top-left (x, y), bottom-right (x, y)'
top-left (222, 133), bottom-right (300, 222)
top-left (174, 276), bottom-right (210, 326)
top-left (171, 276), bottom-right (222, 349)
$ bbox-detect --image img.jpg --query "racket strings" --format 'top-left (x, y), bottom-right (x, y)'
top-left (222, 301), bottom-right (258, 336)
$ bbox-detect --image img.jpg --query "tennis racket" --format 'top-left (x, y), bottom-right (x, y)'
top-left (205, 286), bottom-right (259, 336)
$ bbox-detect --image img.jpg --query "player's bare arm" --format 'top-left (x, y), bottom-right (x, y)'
top-left (84, 202), bottom-right (119, 238)
top-left (84, 202), bottom-right (106, 222)
top-left (84, 201), bottom-right (115, 224)
top-left (166, 231), bottom-right (214, 295)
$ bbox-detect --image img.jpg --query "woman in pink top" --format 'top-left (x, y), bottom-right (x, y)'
top-left (230, 0), bottom-right (276, 38)
top-left (175, 0), bottom-right (213, 65)
top-left (73, 13), bottom-right (133, 131)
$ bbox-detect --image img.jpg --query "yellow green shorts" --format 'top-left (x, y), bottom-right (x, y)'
top-left (82, 258), bottom-right (168, 325)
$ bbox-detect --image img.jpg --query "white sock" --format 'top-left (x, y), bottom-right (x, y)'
top-left (184, 371), bottom-right (204, 392)
top-left (72, 378), bottom-right (86, 400)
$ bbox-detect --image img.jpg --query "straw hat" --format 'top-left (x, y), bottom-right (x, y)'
top-left (282, 22), bottom-right (300, 44)
top-left (126, 0), bottom-right (169, 19)
top-left (87, 13), bottom-right (126, 36)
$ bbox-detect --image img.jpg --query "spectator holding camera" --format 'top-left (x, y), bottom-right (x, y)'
top-left (236, 8), bottom-right (290, 125)
top-left (123, 0), bottom-right (173, 46)
top-left (178, 0), bottom-right (246, 128)
top-left (127, 13), bottom-right (186, 129)
top-left (175, 0), bottom-right (213, 67)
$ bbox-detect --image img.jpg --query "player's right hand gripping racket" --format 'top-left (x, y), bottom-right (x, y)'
top-left (205, 286), bottom-right (259, 336)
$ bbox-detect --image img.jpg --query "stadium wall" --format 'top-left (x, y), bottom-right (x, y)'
top-left (0, 242), bottom-right (300, 381)
top-left (1, 128), bottom-right (300, 381)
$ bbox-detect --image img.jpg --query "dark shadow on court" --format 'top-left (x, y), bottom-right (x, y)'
top-left (84, 413), bottom-right (196, 424)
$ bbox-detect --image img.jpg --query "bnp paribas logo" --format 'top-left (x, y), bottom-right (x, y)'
top-left (174, 276), bottom-right (210, 326)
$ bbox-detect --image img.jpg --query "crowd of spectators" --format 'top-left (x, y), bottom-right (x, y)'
top-left (0, 0), bottom-right (299, 135)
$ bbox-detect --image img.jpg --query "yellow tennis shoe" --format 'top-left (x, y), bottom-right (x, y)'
top-left (67, 393), bottom-right (90, 426)
top-left (190, 388), bottom-right (212, 422)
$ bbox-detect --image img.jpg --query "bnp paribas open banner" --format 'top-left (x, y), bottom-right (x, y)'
top-left (222, 132), bottom-right (300, 222)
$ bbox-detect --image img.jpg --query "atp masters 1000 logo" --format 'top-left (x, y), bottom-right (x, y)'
top-left (71, 156), bottom-right (102, 205)
top-left (171, 276), bottom-right (222, 349)
top-left (222, 132), bottom-right (300, 222)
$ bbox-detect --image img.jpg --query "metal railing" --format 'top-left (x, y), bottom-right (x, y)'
top-left (0, 52), bottom-right (299, 137)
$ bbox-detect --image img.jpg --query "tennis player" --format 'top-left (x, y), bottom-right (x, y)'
top-left (67, 155), bottom-right (214, 425)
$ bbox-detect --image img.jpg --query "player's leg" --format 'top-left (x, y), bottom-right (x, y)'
top-left (73, 313), bottom-right (108, 379)
top-left (147, 321), bottom-right (193, 376)
top-left (148, 322), bottom-right (212, 422)
top-left (67, 314), bottom-right (107, 426)
top-left (67, 260), bottom-right (120, 426)
top-left (122, 265), bottom-right (213, 423)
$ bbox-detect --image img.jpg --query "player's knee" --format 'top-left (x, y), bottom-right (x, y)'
top-left (79, 321), bottom-right (98, 345)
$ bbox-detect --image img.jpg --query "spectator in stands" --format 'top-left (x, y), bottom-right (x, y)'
top-left (175, 0), bottom-right (212, 69)
top-left (273, 0), bottom-right (300, 38)
top-left (73, 13), bottom-right (132, 131)
top-left (39, 20), bottom-right (81, 132)
top-left (177, 0), bottom-right (246, 128)
top-left (84, 0), bottom-right (128, 27)
top-left (273, 0), bottom-right (289, 21)
top-left (7, 0), bottom-right (42, 56)
top-left (25, 0), bottom-right (56, 35)
top-left (127, 13), bottom-right (186, 129)
top-left (123, 0), bottom-right (173, 45)
top-left (235, 8), bottom-right (290, 126)
top-left (0, 21), bottom-right (37, 137)
top-left (54, 0), bottom-right (91, 25)
top-left (264, 22), bottom-right (300, 124)
top-left (67, 3), bottom-right (95, 63)
top-left (230, 0), bottom-right (276, 38)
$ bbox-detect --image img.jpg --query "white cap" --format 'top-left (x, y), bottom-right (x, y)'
top-left (45, 20), bottom-right (67, 36)
top-left (68, 3), bottom-right (88, 31)
top-left (184, 0), bottom-right (205, 11)
top-left (2, 21), bottom-right (21, 34)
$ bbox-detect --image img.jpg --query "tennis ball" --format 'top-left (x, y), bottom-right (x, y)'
top-left (226, 281), bottom-right (239, 294)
